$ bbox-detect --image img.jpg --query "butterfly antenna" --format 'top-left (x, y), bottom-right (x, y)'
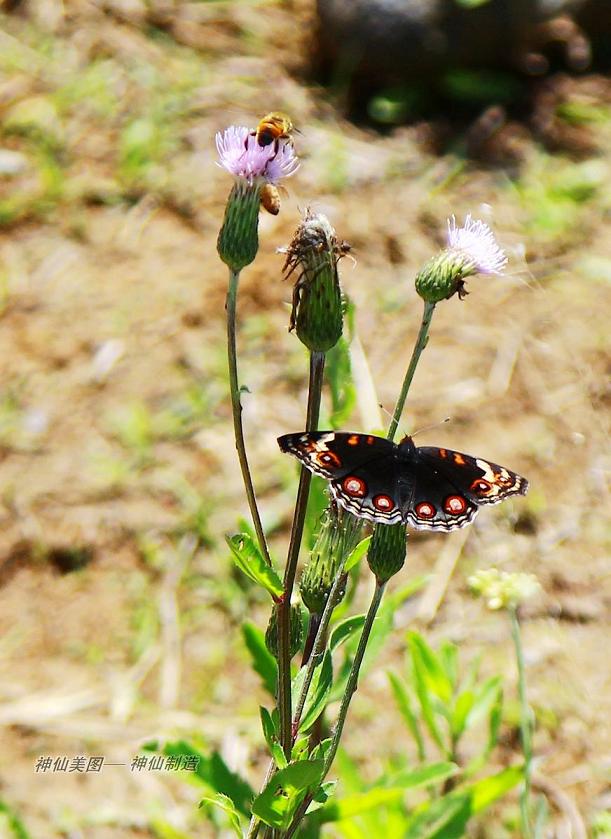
top-left (412, 417), bottom-right (452, 438)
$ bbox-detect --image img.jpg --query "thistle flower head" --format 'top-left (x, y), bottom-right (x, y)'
top-left (415, 213), bottom-right (507, 304)
top-left (468, 567), bottom-right (541, 611)
top-left (216, 125), bottom-right (299, 186)
top-left (446, 214), bottom-right (508, 276)
top-left (300, 507), bottom-right (360, 614)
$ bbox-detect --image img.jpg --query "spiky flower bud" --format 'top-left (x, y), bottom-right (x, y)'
top-left (468, 567), bottom-right (541, 611)
top-left (367, 522), bottom-right (407, 583)
top-left (300, 507), bottom-right (360, 614)
top-left (216, 125), bottom-right (299, 272)
top-left (415, 214), bottom-right (507, 303)
top-left (265, 602), bottom-right (304, 659)
top-left (280, 210), bottom-right (349, 352)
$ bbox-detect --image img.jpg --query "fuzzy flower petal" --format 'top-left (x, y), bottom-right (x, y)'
top-left (216, 124), bottom-right (299, 186)
top-left (447, 214), bottom-right (507, 275)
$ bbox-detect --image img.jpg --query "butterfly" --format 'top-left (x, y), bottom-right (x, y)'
top-left (278, 431), bottom-right (529, 531)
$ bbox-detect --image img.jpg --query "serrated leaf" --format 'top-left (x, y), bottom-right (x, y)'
top-left (251, 760), bottom-right (324, 830)
top-left (344, 536), bottom-right (371, 571)
top-left (242, 621), bottom-right (278, 696)
top-left (199, 793), bottom-right (243, 838)
top-left (227, 534), bottom-right (283, 598)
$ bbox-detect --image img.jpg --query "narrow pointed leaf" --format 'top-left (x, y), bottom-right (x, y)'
top-left (227, 534), bottom-right (283, 598)
top-left (199, 793), bottom-right (243, 838)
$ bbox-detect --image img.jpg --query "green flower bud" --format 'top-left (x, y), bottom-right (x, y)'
top-left (217, 183), bottom-right (261, 272)
top-left (415, 250), bottom-right (469, 303)
top-left (367, 522), bottom-right (406, 583)
top-left (281, 211), bottom-right (349, 352)
top-left (265, 602), bottom-right (304, 660)
top-left (300, 506), bottom-right (360, 614)
top-left (415, 214), bottom-right (507, 304)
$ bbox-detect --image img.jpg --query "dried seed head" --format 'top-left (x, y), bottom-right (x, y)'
top-left (281, 210), bottom-right (349, 352)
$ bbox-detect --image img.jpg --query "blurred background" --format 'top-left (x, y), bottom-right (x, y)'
top-left (0, 0), bottom-right (609, 835)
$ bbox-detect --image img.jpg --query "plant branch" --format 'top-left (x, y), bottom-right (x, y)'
top-left (278, 350), bottom-right (325, 756)
top-left (226, 268), bottom-right (272, 566)
top-left (387, 300), bottom-right (436, 441)
top-left (284, 581), bottom-right (387, 839)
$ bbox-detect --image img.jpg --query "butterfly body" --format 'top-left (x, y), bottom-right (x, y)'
top-left (278, 431), bottom-right (528, 532)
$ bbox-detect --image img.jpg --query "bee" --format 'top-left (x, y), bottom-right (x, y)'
top-left (253, 112), bottom-right (296, 148)
top-left (260, 183), bottom-right (282, 216)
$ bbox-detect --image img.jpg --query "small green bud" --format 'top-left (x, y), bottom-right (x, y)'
top-left (415, 250), bottom-right (468, 304)
top-left (281, 211), bottom-right (349, 352)
top-left (300, 506), bottom-right (360, 614)
top-left (217, 183), bottom-right (261, 272)
top-left (265, 602), bottom-right (304, 660)
top-left (367, 522), bottom-right (407, 583)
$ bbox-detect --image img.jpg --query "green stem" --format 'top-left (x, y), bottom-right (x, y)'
top-left (226, 268), bottom-right (272, 566)
top-left (284, 581), bottom-right (387, 839)
top-left (510, 607), bottom-right (534, 839)
top-left (277, 351), bottom-right (326, 757)
top-left (387, 300), bottom-right (436, 441)
top-left (292, 558), bottom-right (348, 733)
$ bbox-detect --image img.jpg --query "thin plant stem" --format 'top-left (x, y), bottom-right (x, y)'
top-left (510, 606), bottom-right (534, 839)
top-left (277, 350), bottom-right (326, 757)
top-left (292, 557), bottom-right (348, 732)
top-left (387, 300), bottom-right (436, 441)
top-left (284, 581), bottom-right (387, 839)
top-left (226, 268), bottom-right (272, 566)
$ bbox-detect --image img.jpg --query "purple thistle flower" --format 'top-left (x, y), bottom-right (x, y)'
top-left (446, 214), bottom-right (507, 276)
top-left (216, 125), bottom-right (299, 186)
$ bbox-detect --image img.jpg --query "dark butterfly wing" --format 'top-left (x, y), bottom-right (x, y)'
top-left (277, 431), bottom-right (404, 524)
top-left (403, 445), bottom-right (529, 532)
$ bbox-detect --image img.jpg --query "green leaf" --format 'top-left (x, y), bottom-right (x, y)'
top-left (329, 614), bottom-right (366, 652)
top-left (408, 631), bottom-right (453, 704)
top-left (450, 689), bottom-right (475, 740)
top-left (405, 792), bottom-right (471, 839)
top-left (387, 761), bottom-right (458, 790)
top-left (326, 337), bottom-right (357, 429)
top-left (0, 800), bottom-right (31, 839)
top-left (271, 742), bottom-right (288, 770)
top-left (319, 788), bottom-right (405, 823)
top-left (470, 765), bottom-right (523, 812)
top-left (226, 534), bottom-right (283, 598)
top-left (408, 639), bottom-right (446, 753)
top-left (251, 760), bottom-right (324, 830)
top-left (344, 536), bottom-right (371, 571)
top-left (387, 670), bottom-right (426, 761)
top-left (306, 780), bottom-right (337, 815)
top-left (199, 792), bottom-right (243, 838)
top-left (161, 741), bottom-right (254, 817)
top-left (241, 622), bottom-right (278, 696)
top-left (259, 706), bottom-right (277, 752)
top-left (293, 650), bottom-right (333, 733)
top-left (439, 641), bottom-right (459, 689)
top-left (465, 676), bottom-right (503, 730)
